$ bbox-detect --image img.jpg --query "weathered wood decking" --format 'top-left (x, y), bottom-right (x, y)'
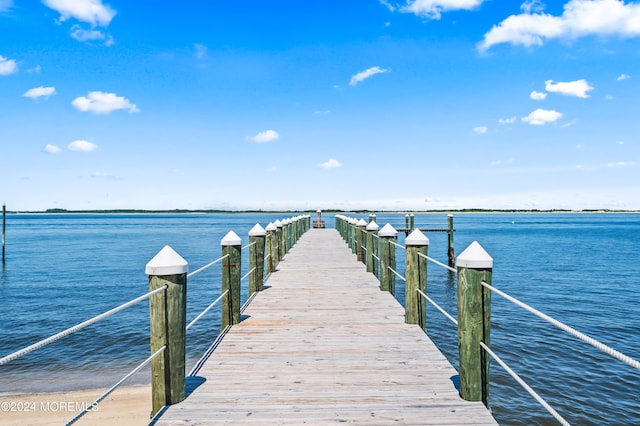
top-left (152, 229), bottom-right (497, 425)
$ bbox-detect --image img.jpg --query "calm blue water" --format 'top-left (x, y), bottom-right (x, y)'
top-left (1, 213), bottom-right (638, 425)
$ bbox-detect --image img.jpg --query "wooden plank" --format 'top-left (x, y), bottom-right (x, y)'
top-left (153, 229), bottom-right (497, 425)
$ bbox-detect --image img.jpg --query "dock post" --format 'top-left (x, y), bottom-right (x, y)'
top-left (265, 222), bottom-right (277, 274)
top-left (249, 224), bottom-right (266, 294)
top-left (349, 218), bottom-right (357, 254)
top-left (146, 246), bottom-right (188, 417)
top-left (274, 220), bottom-right (283, 262)
top-left (448, 214), bottom-right (455, 268)
top-left (356, 219), bottom-right (367, 263)
top-left (410, 213), bottom-right (415, 231)
top-left (457, 241), bottom-right (492, 407)
top-left (405, 229), bottom-right (428, 332)
top-left (2, 204), bottom-right (5, 263)
top-left (379, 224), bottom-right (397, 294)
top-left (366, 221), bottom-right (379, 277)
top-left (222, 231), bottom-right (242, 327)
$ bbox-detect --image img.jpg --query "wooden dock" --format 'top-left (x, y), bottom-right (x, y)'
top-left (152, 228), bottom-right (497, 425)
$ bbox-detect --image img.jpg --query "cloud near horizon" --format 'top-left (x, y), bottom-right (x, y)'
top-left (320, 158), bottom-right (342, 169)
top-left (44, 144), bottom-right (61, 154)
top-left (522, 108), bottom-right (563, 125)
top-left (23, 86), bottom-right (56, 99)
top-left (248, 129), bottom-right (280, 143)
top-left (479, 0), bottom-right (640, 51)
top-left (68, 140), bottom-right (98, 152)
top-left (349, 66), bottom-right (390, 86)
top-left (72, 91), bottom-right (139, 114)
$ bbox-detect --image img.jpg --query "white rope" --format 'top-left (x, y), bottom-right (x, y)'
top-left (186, 290), bottom-right (230, 331)
top-left (241, 267), bottom-right (256, 282)
top-left (417, 252), bottom-right (457, 273)
top-left (479, 342), bottom-right (571, 426)
top-left (388, 266), bottom-right (406, 282)
top-left (0, 286), bottom-right (167, 366)
top-left (416, 288), bottom-right (458, 326)
top-left (372, 253), bottom-right (380, 261)
top-left (389, 240), bottom-right (405, 250)
top-left (66, 345), bottom-right (167, 425)
top-left (187, 254), bottom-right (228, 278)
top-left (482, 281), bottom-right (640, 371)
top-left (242, 241), bottom-right (256, 250)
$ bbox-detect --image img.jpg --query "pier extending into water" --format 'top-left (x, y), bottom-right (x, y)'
top-left (151, 227), bottom-right (496, 425)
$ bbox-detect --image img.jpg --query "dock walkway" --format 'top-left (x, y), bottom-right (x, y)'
top-left (152, 228), bottom-right (497, 425)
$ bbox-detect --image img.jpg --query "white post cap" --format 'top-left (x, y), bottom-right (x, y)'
top-left (405, 229), bottom-right (429, 246)
top-left (221, 230), bottom-right (242, 246)
top-left (457, 241), bottom-right (493, 269)
top-left (366, 221), bottom-right (379, 231)
top-left (249, 223), bottom-right (267, 237)
top-left (274, 220), bottom-right (282, 227)
top-left (356, 218), bottom-right (367, 227)
top-left (266, 222), bottom-right (277, 231)
top-left (378, 223), bottom-right (397, 237)
top-left (145, 245), bottom-right (188, 275)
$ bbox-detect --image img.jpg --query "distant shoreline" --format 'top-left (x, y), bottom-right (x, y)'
top-left (3, 208), bottom-right (640, 215)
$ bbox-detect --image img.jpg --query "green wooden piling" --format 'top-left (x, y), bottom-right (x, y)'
top-left (221, 231), bottom-right (242, 327)
top-left (405, 229), bottom-right (428, 332)
top-left (2, 204), bottom-right (5, 263)
top-left (379, 224), bottom-right (397, 294)
top-left (249, 224), bottom-right (266, 294)
top-left (265, 222), bottom-right (277, 275)
top-left (448, 214), bottom-right (455, 268)
top-left (366, 221), bottom-right (379, 277)
top-left (146, 246), bottom-right (188, 417)
top-left (457, 241), bottom-right (493, 407)
top-left (274, 220), bottom-right (283, 262)
top-left (356, 219), bottom-right (367, 263)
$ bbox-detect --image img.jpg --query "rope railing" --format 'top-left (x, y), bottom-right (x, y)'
top-left (416, 288), bottom-right (458, 326)
top-left (417, 251), bottom-right (457, 274)
top-left (479, 342), bottom-right (571, 426)
top-left (241, 266), bottom-right (256, 282)
top-left (481, 281), bottom-right (640, 371)
top-left (389, 240), bottom-right (405, 250)
top-left (242, 241), bottom-right (256, 251)
top-left (388, 266), bottom-right (406, 282)
top-left (187, 254), bottom-right (228, 279)
top-left (0, 285), bottom-right (168, 366)
top-left (66, 345), bottom-right (167, 426)
top-left (186, 289), bottom-right (230, 331)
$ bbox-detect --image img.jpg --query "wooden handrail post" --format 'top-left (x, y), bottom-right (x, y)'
top-left (356, 219), bottom-right (367, 263)
top-left (405, 229), bottom-right (428, 332)
top-left (274, 220), bottom-right (283, 262)
top-left (265, 222), bottom-right (277, 274)
top-left (221, 231), bottom-right (242, 327)
top-left (410, 213), bottom-right (415, 231)
top-left (457, 241), bottom-right (493, 407)
top-left (448, 214), bottom-right (455, 268)
top-left (379, 224), bottom-right (397, 294)
top-left (146, 245), bottom-right (188, 417)
top-left (2, 204), bottom-right (6, 264)
top-left (365, 221), bottom-right (379, 276)
top-left (349, 219), bottom-right (357, 254)
top-left (249, 224), bottom-right (266, 294)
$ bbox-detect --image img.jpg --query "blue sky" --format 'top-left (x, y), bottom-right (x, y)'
top-left (1, 0), bottom-right (639, 211)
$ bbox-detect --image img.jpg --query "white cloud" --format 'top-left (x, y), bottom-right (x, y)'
top-left (530, 90), bottom-right (547, 100)
top-left (479, 0), bottom-right (640, 51)
top-left (42, 0), bottom-right (116, 26)
top-left (72, 91), bottom-right (139, 114)
top-left (26, 65), bottom-right (41, 73)
top-left (313, 110), bottom-right (331, 115)
top-left (70, 25), bottom-right (114, 45)
top-left (605, 94), bottom-right (614, 100)
top-left (320, 158), bottom-right (342, 169)
top-left (607, 161), bottom-right (636, 167)
top-left (23, 86), bottom-right (56, 99)
top-left (400, 0), bottom-right (485, 20)
top-left (545, 79), bottom-right (593, 98)
top-left (194, 43), bottom-right (207, 60)
top-left (0, 55), bottom-right (18, 75)
top-left (349, 66), bottom-right (390, 86)
top-left (498, 116), bottom-right (517, 124)
top-left (617, 73), bottom-right (631, 81)
top-left (379, 0), bottom-right (396, 12)
top-left (44, 144), bottom-right (61, 154)
top-left (68, 140), bottom-right (98, 152)
top-left (473, 126), bottom-right (488, 134)
top-left (248, 129), bottom-right (279, 143)
top-left (522, 108), bottom-right (563, 125)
